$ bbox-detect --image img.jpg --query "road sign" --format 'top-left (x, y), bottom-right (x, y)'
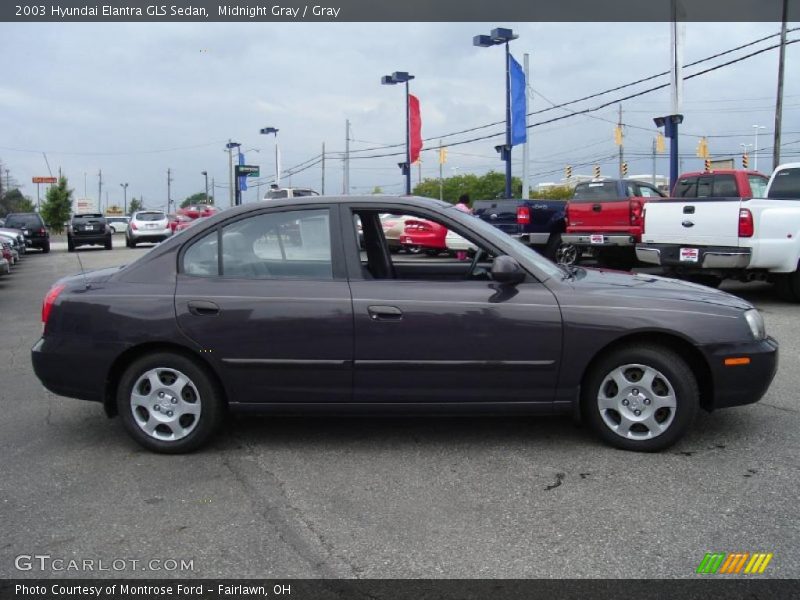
top-left (235, 165), bottom-right (260, 178)
top-left (32, 176), bottom-right (57, 184)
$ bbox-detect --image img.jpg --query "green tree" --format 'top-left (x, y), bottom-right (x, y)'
top-left (181, 192), bottom-right (212, 208)
top-left (413, 171), bottom-right (523, 203)
top-left (127, 197), bottom-right (143, 216)
top-left (0, 189), bottom-right (36, 216)
top-left (371, 186), bottom-right (383, 194)
top-left (39, 177), bottom-right (73, 233)
top-left (530, 184), bottom-right (574, 200)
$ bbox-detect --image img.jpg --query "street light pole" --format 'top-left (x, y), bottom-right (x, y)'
top-left (381, 71), bottom-right (415, 195)
top-left (752, 125), bottom-right (766, 171)
top-left (201, 171), bottom-right (209, 204)
top-left (474, 28), bottom-right (518, 199)
top-left (120, 182), bottom-right (128, 215)
top-left (225, 141), bottom-right (241, 208)
top-left (259, 128), bottom-right (280, 187)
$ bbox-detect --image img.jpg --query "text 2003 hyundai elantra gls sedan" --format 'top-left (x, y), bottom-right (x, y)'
top-left (32, 196), bottom-right (778, 453)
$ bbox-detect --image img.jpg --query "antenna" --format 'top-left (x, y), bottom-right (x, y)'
top-left (74, 250), bottom-right (90, 290)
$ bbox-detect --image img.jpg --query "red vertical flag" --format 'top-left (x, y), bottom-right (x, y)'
top-left (408, 94), bottom-right (422, 163)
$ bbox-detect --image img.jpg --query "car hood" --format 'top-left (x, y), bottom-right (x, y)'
top-left (561, 267), bottom-right (753, 311)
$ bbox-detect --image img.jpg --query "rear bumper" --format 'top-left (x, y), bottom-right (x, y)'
top-left (636, 244), bottom-right (751, 269)
top-left (31, 337), bottom-right (110, 403)
top-left (71, 234), bottom-right (109, 245)
top-left (512, 233), bottom-right (550, 245)
top-left (701, 337), bottom-right (778, 409)
top-left (562, 233), bottom-right (636, 247)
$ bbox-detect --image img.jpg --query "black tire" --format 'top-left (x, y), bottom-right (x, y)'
top-left (554, 240), bottom-right (580, 265)
top-left (774, 271), bottom-right (800, 302)
top-left (424, 249), bottom-right (439, 257)
top-left (67, 238), bottom-right (75, 253)
top-left (581, 344), bottom-right (698, 452)
top-left (41, 242), bottom-right (50, 254)
top-left (104, 236), bottom-right (113, 250)
top-left (543, 232), bottom-right (564, 262)
top-left (597, 249), bottom-right (636, 271)
top-left (117, 352), bottom-right (224, 453)
top-left (127, 236), bottom-right (136, 248)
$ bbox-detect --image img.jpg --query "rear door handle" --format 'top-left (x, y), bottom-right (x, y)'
top-left (682, 220), bottom-right (695, 228)
top-left (592, 204), bottom-right (602, 212)
top-left (187, 300), bottom-right (220, 316)
top-left (683, 206), bottom-right (695, 214)
top-left (368, 305), bottom-right (403, 321)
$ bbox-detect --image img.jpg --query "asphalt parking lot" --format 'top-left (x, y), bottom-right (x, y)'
top-left (1, 239), bottom-right (798, 579)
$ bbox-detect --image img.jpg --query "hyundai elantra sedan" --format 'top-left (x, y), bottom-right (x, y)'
top-left (32, 196), bottom-right (778, 453)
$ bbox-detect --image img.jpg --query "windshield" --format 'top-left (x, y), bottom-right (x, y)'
top-left (768, 168), bottom-right (800, 199)
top-left (136, 212), bottom-right (166, 221)
top-left (5, 215), bottom-right (43, 228)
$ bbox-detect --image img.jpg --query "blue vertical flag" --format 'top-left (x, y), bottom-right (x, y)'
top-left (509, 53), bottom-right (527, 146)
top-left (238, 152), bottom-right (248, 191)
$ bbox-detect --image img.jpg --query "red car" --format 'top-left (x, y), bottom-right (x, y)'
top-left (168, 214), bottom-right (193, 232)
top-left (174, 216), bottom-right (210, 233)
top-left (178, 205), bottom-right (217, 219)
top-left (400, 218), bottom-right (448, 255)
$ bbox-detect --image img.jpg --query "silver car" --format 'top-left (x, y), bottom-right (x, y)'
top-left (125, 211), bottom-right (172, 248)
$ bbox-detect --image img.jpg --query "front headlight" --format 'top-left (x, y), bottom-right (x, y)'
top-left (744, 309), bottom-right (766, 340)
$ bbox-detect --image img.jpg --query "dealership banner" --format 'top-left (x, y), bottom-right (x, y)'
top-left (2, 579), bottom-right (800, 600)
top-left (1, 0), bottom-right (794, 22)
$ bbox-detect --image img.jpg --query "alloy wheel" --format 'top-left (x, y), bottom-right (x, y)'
top-left (130, 368), bottom-right (202, 441)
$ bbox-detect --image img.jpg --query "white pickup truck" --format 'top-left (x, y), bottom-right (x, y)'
top-left (637, 163), bottom-right (800, 300)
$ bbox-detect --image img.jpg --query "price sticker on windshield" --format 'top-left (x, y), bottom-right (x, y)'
top-left (590, 234), bottom-right (604, 244)
top-left (680, 248), bottom-right (699, 262)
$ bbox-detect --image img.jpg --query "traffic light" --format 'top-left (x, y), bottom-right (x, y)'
top-left (614, 125), bottom-right (623, 146)
top-left (621, 162), bottom-right (628, 177)
top-left (696, 137), bottom-right (710, 159)
top-left (593, 165), bottom-right (601, 178)
top-left (704, 159), bottom-right (711, 172)
top-left (565, 165), bottom-right (573, 179)
top-left (742, 153), bottom-right (749, 169)
top-left (656, 133), bottom-right (666, 153)
top-left (438, 146), bottom-right (447, 165)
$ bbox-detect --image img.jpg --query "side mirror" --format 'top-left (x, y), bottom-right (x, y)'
top-left (491, 255), bottom-right (526, 284)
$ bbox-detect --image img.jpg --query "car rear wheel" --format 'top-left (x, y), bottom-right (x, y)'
top-left (105, 236), bottom-right (113, 250)
top-left (67, 238), bottom-right (75, 252)
top-left (582, 344), bottom-right (698, 452)
top-left (774, 270), bottom-right (800, 302)
top-left (41, 242), bottom-right (50, 253)
top-left (117, 352), bottom-right (224, 453)
top-left (555, 241), bottom-right (579, 265)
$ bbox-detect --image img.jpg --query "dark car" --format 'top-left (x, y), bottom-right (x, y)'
top-left (4, 212), bottom-right (50, 252)
top-left (32, 196), bottom-right (778, 454)
top-left (473, 198), bottom-right (566, 260)
top-left (67, 213), bottom-right (113, 251)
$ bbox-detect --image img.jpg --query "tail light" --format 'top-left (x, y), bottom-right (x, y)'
top-left (405, 220), bottom-right (432, 232)
top-left (738, 208), bottom-right (754, 238)
top-left (564, 203), bottom-right (570, 227)
top-left (39, 228), bottom-right (46, 234)
top-left (517, 206), bottom-right (531, 225)
top-left (42, 283), bottom-right (66, 332)
top-left (630, 199), bottom-right (643, 227)
top-left (130, 221), bottom-right (138, 230)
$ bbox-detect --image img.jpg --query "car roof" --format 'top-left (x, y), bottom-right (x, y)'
top-left (223, 195), bottom-right (450, 217)
top-left (677, 170), bottom-right (766, 178)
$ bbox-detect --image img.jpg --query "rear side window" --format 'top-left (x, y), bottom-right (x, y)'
top-left (572, 182), bottom-right (619, 202)
top-left (183, 230), bottom-right (219, 277)
top-left (768, 168), bottom-right (800, 199)
top-left (221, 209), bottom-right (332, 280)
top-left (748, 175), bottom-right (768, 198)
top-left (674, 177), bottom-right (698, 198)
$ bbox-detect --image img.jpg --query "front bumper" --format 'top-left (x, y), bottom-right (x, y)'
top-left (702, 336), bottom-right (778, 409)
top-left (561, 233), bottom-right (636, 247)
top-left (636, 244), bottom-right (751, 269)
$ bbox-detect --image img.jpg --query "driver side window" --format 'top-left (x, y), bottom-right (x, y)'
top-left (352, 209), bottom-right (496, 282)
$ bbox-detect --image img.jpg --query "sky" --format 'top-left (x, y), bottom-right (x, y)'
top-left (0, 21), bottom-right (798, 210)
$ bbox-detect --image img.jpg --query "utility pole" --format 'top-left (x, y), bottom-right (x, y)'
top-left (652, 139), bottom-right (657, 186)
top-left (97, 169), bottom-right (103, 211)
top-left (618, 104), bottom-right (624, 178)
top-left (343, 119), bottom-right (350, 195)
top-left (167, 168), bottom-right (173, 214)
top-left (227, 139), bottom-right (234, 207)
top-left (773, 0), bottom-right (788, 170)
top-left (417, 157), bottom-right (422, 185)
top-left (321, 142), bottom-right (326, 194)
top-left (522, 52), bottom-right (530, 200)
top-left (438, 139), bottom-right (444, 201)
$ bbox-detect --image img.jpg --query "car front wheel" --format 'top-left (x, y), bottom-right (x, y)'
top-left (117, 352), bottom-right (224, 453)
top-left (582, 344), bottom-right (698, 452)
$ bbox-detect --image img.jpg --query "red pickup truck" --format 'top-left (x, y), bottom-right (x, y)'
top-left (671, 169), bottom-right (768, 199)
top-left (560, 179), bottom-right (665, 269)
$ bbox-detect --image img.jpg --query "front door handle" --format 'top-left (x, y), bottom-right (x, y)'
top-left (187, 300), bottom-right (220, 316)
top-left (368, 305), bottom-right (403, 321)
top-left (683, 205), bottom-right (695, 214)
top-left (592, 204), bottom-right (602, 212)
